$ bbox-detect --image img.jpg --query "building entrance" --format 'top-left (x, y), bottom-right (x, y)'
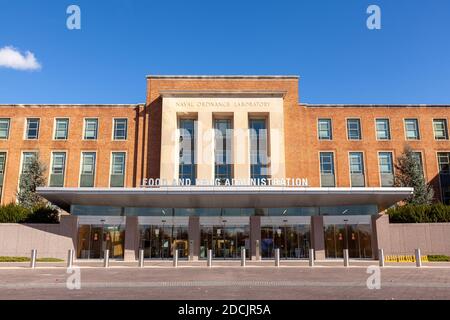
top-left (77, 223), bottom-right (125, 259)
top-left (199, 217), bottom-right (250, 259)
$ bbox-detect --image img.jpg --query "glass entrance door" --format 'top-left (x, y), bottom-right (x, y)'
top-left (139, 225), bottom-right (189, 259)
top-left (261, 225), bottom-right (310, 259)
top-left (200, 225), bottom-right (249, 259)
top-left (77, 224), bottom-right (125, 259)
top-left (324, 223), bottom-right (372, 259)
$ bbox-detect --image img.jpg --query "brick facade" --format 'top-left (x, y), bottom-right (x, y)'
top-left (0, 76), bottom-right (449, 205)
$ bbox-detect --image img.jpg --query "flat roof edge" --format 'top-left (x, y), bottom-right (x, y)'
top-left (0, 104), bottom-right (144, 108)
top-left (146, 75), bottom-right (299, 80)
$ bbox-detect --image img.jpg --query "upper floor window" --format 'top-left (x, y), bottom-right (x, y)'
top-left (438, 152), bottom-right (450, 175)
top-left (250, 118), bottom-right (270, 181)
top-left (433, 119), bottom-right (449, 140)
top-left (110, 152), bottom-right (126, 187)
top-left (404, 119), bottom-right (420, 140)
top-left (80, 152), bottom-right (96, 187)
top-left (318, 119), bottom-right (332, 140)
top-left (113, 118), bottom-right (128, 140)
top-left (179, 119), bottom-right (196, 184)
top-left (22, 152), bottom-right (37, 173)
top-left (376, 119), bottom-right (390, 140)
top-left (84, 118), bottom-right (98, 140)
top-left (26, 118), bottom-right (40, 140)
top-left (319, 152), bottom-right (335, 187)
top-left (49, 152), bottom-right (66, 187)
top-left (0, 118), bottom-right (10, 139)
top-left (54, 118), bottom-right (69, 140)
top-left (0, 152), bottom-right (6, 175)
top-left (347, 119), bottom-right (361, 140)
top-left (411, 151), bottom-right (424, 177)
top-left (378, 152), bottom-right (394, 187)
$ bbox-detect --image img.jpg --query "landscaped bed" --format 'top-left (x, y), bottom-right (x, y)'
top-left (0, 256), bottom-right (64, 262)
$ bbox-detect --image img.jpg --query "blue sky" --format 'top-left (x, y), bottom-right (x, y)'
top-left (0, 0), bottom-right (449, 104)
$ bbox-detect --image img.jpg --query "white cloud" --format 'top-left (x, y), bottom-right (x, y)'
top-left (0, 46), bottom-right (41, 71)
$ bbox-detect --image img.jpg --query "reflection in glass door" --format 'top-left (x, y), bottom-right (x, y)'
top-left (324, 223), bottom-right (372, 259)
top-left (139, 225), bottom-right (189, 259)
top-left (261, 225), bottom-right (310, 259)
top-left (200, 226), bottom-right (250, 259)
top-left (77, 224), bottom-right (125, 259)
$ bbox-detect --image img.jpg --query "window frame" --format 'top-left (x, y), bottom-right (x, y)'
top-left (404, 118), bottom-right (420, 140)
top-left (0, 118), bottom-right (11, 140)
top-left (25, 118), bottom-right (40, 140)
top-left (53, 118), bottom-right (69, 140)
top-left (318, 118), bottom-right (332, 140)
top-left (433, 119), bottom-right (449, 141)
top-left (113, 118), bottom-right (128, 141)
top-left (83, 118), bottom-right (99, 140)
top-left (375, 118), bottom-right (391, 141)
top-left (346, 118), bottom-right (362, 140)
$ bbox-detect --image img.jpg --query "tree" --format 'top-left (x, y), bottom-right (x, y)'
top-left (394, 145), bottom-right (434, 205)
top-left (16, 153), bottom-right (47, 209)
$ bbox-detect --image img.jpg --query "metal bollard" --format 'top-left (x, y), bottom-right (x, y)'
top-left (138, 249), bottom-right (144, 268)
top-left (67, 249), bottom-right (74, 268)
top-left (274, 248), bottom-right (280, 267)
top-left (207, 249), bottom-right (212, 267)
top-left (103, 250), bottom-right (110, 268)
top-left (343, 249), bottom-right (349, 267)
top-left (173, 249), bottom-right (179, 268)
top-left (309, 248), bottom-right (315, 267)
top-left (415, 248), bottom-right (422, 268)
top-left (189, 240), bottom-right (194, 261)
top-left (378, 249), bottom-right (385, 267)
top-left (241, 248), bottom-right (246, 267)
top-left (255, 240), bottom-right (261, 261)
top-left (30, 249), bottom-right (37, 269)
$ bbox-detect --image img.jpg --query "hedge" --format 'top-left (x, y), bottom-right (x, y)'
top-left (388, 204), bottom-right (450, 223)
top-left (0, 204), bottom-right (59, 224)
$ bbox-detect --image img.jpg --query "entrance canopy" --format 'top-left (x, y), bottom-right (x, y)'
top-left (37, 186), bottom-right (413, 212)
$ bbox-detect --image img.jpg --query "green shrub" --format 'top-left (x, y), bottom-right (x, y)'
top-left (427, 255), bottom-right (450, 262)
top-left (25, 206), bottom-right (59, 224)
top-left (0, 204), bottom-right (59, 224)
top-left (0, 204), bottom-right (30, 223)
top-left (388, 204), bottom-right (450, 223)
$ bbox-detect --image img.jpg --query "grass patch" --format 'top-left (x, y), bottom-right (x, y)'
top-left (0, 256), bottom-right (63, 262)
top-left (427, 255), bottom-right (450, 262)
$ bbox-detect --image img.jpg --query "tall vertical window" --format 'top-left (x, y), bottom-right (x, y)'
top-left (250, 118), bottom-right (270, 182)
top-left (404, 119), bottom-right (420, 140)
top-left (0, 119), bottom-right (10, 139)
top-left (318, 119), bottom-right (332, 140)
top-left (433, 119), bottom-right (449, 140)
top-left (319, 152), bottom-right (335, 187)
top-left (214, 119), bottom-right (232, 184)
top-left (378, 152), bottom-right (394, 187)
top-left (84, 119), bottom-right (98, 140)
top-left (49, 152), bottom-right (66, 187)
top-left (22, 152), bottom-right (37, 173)
top-left (347, 119), bottom-right (361, 140)
top-left (349, 152), bottom-right (365, 187)
top-left (54, 118), bottom-right (69, 140)
top-left (411, 151), bottom-right (424, 177)
top-left (26, 118), bottom-right (40, 139)
top-left (179, 119), bottom-right (196, 184)
top-left (80, 152), bottom-right (96, 187)
top-left (110, 152), bottom-right (126, 187)
top-left (437, 152), bottom-right (450, 204)
top-left (376, 119), bottom-right (390, 140)
top-left (0, 152), bottom-right (6, 202)
top-left (113, 119), bottom-right (128, 140)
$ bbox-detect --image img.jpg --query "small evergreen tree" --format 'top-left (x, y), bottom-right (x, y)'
top-left (16, 153), bottom-right (47, 209)
top-left (394, 145), bottom-right (434, 205)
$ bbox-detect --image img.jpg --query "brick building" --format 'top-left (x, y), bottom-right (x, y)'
top-left (0, 75), bottom-right (449, 261)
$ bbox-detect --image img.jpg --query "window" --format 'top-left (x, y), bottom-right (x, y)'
top-left (411, 152), bottom-right (424, 177)
top-left (250, 118), bottom-right (270, 181)
top-left (84, 119), bottom-right (98, 140)
top-left (0, 119), bottom-right (10, 139)
top-left (214, 119), bottom-right (232, 184)
top-left (437, 153), bottom-right (450, 204)
top-left (438, 152), bottom-right (450, 175)
top-left (80, 152), bottom-right (96, 187)
top-left (49, 152), bottom-right (66, 187)
top-left (0, 153), bottom-right (5, 175)
top-left (378, 152), bottom-right (394, 187)
top-left (433, 119), bottom-right (449, 140)
top-left (54, 118), bottom-right (69, 140)
top-left (110, 152), bottom-right (126, 187)
top-left (319, 152), bottom-right (335, 187)
top-left (404, 119), bottom-right (420, 140)
top-left (376, 119), bottom-right (390, 140)
top-left (347, 119), bottom-right (361, 140)
top-left (349, 152), bottom-right (364, 174)
top-left (26, 118), bottom-right (40, 139)
top-left (21, 152), bottom-right (37, 173)
top-left (113, 119), bottom-right (128, 140)
top-left (179, 119), bottom-right (196, 184)
top-left (318, 119), bottom-right (332, 140)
